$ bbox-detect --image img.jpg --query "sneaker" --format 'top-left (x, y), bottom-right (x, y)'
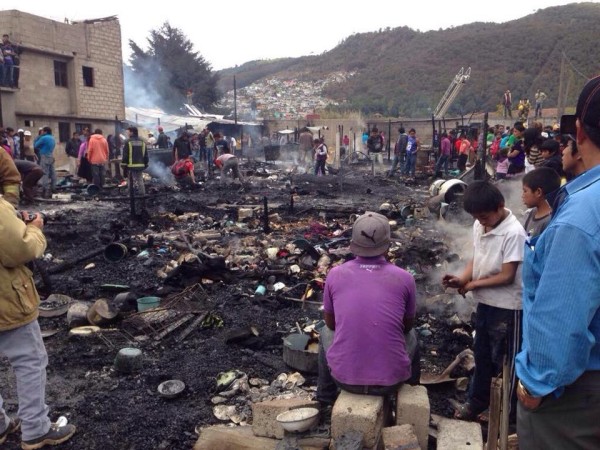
top-left (0, 418), bottom-right (21, 444)
top-left (21, 423), bottom-right (76, 449)
top-left (118, 180), bottom-right (127, 188)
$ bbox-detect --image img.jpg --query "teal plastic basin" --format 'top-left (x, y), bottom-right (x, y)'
top-left (137, 296), bottom-right (160, 312)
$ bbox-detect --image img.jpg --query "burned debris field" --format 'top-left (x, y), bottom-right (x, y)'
top-left (0, 164), bottom-right (476, 449)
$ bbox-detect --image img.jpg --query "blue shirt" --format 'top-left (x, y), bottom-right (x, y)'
top-left (34, 134), bottom-right (56, 156)
top-left (516, 164), bottom-right (600, 397)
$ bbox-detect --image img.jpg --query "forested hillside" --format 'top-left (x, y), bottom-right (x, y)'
top-left (218, 3), bottom-right (600, 117)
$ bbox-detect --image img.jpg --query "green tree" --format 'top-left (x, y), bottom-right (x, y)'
top-left (128, 22), bottom-right (219, 113)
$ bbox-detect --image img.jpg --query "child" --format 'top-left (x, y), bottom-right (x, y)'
top-left (495, 147), bottom-right (509, 180)
top-left (443, 181), bottom-right (527, 421)
top-left (521, 168), bottom-right (561, 238)
top-left (489, 132), bottom-right (502, 158)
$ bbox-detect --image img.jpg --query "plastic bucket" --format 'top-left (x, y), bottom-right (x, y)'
top-left (104, 243), bottom-right (128, 263)
top-left (137, 296), bottom-right (160, 312)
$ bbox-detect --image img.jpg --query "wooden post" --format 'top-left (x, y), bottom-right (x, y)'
top-left (335, 131), bottom-right (341, 169)
top-left (499, 360), bottom-right (510, 450)
top-left (486, 377), bottom-right (502, 450)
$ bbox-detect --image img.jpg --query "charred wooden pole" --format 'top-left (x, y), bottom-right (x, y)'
top-left (387, 119), bottom-right (392, 161)
top-left (431, 113), bottom-right (436, 149)
top-left (129, 170), bottom-right (135, 217)
top-left (263, 196), bottom-right (270, 234)
top-left (475, 112), bottom-right (489, 180)
top-left (233, 75), bottom-right (238, 126)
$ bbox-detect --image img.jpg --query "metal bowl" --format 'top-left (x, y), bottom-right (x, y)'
top-left (276, 407), bottom-right (319, 433)
top-left (158, 379), bottom-right (185, 399)
top-left (39, 294), bottom-right (71, 318)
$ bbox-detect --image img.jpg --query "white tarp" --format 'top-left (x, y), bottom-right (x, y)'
top-left (126, 107), bottom-right (262, 135)
top-left (126, 107), bottom-right (212, 133)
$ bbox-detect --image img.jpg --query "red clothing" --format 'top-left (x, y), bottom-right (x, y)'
top-left (86, 134), bottom-right (109, 164)
top-left (172, 159), bottom-right (194, 178)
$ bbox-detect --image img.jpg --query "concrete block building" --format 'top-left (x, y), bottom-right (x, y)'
top-left (0, 10), bottom-right (125, 165)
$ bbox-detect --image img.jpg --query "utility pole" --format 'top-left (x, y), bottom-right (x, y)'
top-left (557, 52), bottom-right (566, 119)
top-left (233, 75), bottom-right (238, 125)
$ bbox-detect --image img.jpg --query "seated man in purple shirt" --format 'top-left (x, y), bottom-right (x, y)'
top-left (317, 211), bottom-right (420, 405)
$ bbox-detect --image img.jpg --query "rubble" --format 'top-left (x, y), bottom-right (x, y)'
top-left (0, 156), bottom-right (487, 449)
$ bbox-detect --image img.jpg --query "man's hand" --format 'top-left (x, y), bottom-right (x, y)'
top-left (517, 380), bottom-right (542, 410)
top-left (442, 274), bottom-right (465, 289)
top-left (460, 280), bottom-right (478, 293)
top-left (23, 212), bottom-right (44, 230)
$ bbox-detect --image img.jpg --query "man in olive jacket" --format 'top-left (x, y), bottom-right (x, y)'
top-left (0, 197), bottom-right (76, 448)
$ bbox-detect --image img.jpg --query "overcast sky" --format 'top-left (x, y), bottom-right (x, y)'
top-left (3, 0), bottom-right (590, 70)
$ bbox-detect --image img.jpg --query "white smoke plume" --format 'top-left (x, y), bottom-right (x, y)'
top-left (147, 160), bottom-right (175, 185)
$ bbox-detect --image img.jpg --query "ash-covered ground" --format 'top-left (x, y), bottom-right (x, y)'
top-left (0, 160), bottom-right (477, 449)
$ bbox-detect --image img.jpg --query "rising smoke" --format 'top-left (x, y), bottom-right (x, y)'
top-left (147, 160), bottom-right (175, 185)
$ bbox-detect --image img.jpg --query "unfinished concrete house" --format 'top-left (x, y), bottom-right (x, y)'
top-left (0, 10), bottom-right (125, 163)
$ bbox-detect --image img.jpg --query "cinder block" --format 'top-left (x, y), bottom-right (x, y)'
top-left (395, 385), bottom-right (430, 450)
top-left (331, 390), bottom-right (384, 448)
top-left (382, 424), bottom-right (420, 450)
top-left (436, 417), bottom-right (483, 450)
top-left (251, 397), bottom-right (319, 439)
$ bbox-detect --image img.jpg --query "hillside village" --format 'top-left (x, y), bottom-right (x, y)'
top-left (219, 71), bottom-right (354, 120)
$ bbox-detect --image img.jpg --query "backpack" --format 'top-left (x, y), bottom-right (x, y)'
top-left (171, 160), bottom-right (188, 177)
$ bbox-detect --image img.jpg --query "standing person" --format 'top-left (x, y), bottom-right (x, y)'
top-left (0, 198), bottom-right (77, 449)
top-left (65, 132), bottom-right (80, 177)
top-left (534, 90), bottom-right (547, 119)
top-left (388, 127), bottom-right (408, 177)
top-left (317, 212), bottom-right (420, 406)
top-left (561, 135), bottom-right (584, 182)
top-left (521, 167), bottom-right (561, 238)
top-left (146, 132), bottom-right (156, 148)
top-left (516, 76), bottom-right (600, 449)
top-left (402, 129), bottom-right (420, 177)
top-left (507, 122), bottom-right (526, 175)
top-left (495, 148), bottom-right (510, 180)
top-left (121, 127), bottom-right (148, 215)
top-left (342, 134), bottom-right (350, 157)
top-left (538, 138), bottom-right (564, 178)
top-left (0, 144), bottom-right (21, 206)
top-left (1, 34), bottom-right (17, 87)
top-left (443, 181), bottom-right (526, 421)
top-left (367, 127), bottom-right (384, 168)
top-left (198, 129), bottom-right (208, 165)
top-left (230, 135), bottom-right (238, 157)
top-left (204, 128), bottom-right (215, 173)
top-left (298, 128), bottom-right (314, 164)
top-left (214, 133), bottom-right (230, 156)
top-left (457, 134), bottom-right (471, 172)
top-left (5, 128), bottom-right (16, 159)
top-left (172, 131), bottom-right (191, 162)
top-left (435, 132), bottom-right (451, 176)
top-left (156, 126), bottom-right (168, 149)
top-left (77, 136), bottom-right (93, 183)
top-left (503, 90), bottom-right (513, 119)
top-left (314, 138), bottom-right (327, 176)
top-left (20, 131), bottom-right (35, 162)
top-left (86, 129), bottom-right (109, 188)
top-left (34, 127), bottom-right (56, 198)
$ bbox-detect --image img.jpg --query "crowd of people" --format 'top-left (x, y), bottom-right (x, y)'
top-left (502, 89), bottom-right (547, 120)
top-left (317, 76), bottom-right (600, 449)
